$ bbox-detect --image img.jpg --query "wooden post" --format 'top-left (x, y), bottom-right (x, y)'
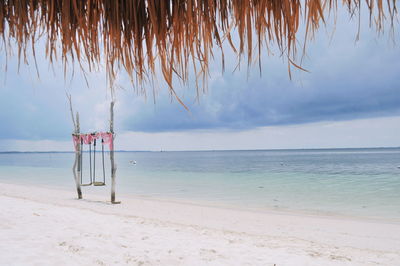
top-left (110, 101), bottom-right (120, 204)
top-left (68, 94), bottom-right (82, 199)
top-left (72, 138), bottom-right (82, 199)
top-left (74, 113), bottom-right (82, 199)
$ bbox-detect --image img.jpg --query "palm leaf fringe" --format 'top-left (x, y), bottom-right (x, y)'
top-left (0, 0), bottom-right (396, 95)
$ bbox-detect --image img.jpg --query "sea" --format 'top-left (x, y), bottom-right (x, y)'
top-left (1, 148), bottom-right (400, 221)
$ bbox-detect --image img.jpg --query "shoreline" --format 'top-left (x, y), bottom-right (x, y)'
top-left (3, 180), bottom-right (400, 225)
top-left (1, 182), bottom-right (400, 265)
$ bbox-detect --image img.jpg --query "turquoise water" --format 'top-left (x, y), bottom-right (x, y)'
top-left (1, 149), bottom-right (400, 220)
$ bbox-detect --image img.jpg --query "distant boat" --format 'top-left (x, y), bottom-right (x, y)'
top-left (129, 160), bottom-right (137, 165)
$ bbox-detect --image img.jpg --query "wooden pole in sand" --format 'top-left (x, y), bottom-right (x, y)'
top-left (68, 94), bottom-right (82, 199)
top-left (75, 113), bottom-right (82, 199)
top-left (110, 101), bottom-right (120, 204)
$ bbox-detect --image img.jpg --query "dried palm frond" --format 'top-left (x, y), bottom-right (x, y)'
top-left (0, 0), bottom-right (396, 99)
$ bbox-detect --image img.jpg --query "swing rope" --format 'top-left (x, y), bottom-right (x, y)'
top-left (102, 139), bottom-right (106, 184)
top-left (93, 138), bottom-right (96, 183)
top-left (80, 138), bottom-right (83, 184)
top-left (93, 138), bottom-right (106, 186)
top-left (80, 139), bottom-right (92, 186)
top-left (89, 141), bottom-right (92, 183)
top-left (78, 134), bottom-right (107, 187)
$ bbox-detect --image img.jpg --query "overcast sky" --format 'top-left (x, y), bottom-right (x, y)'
top-left (0, 7), bottom-right (399, 151)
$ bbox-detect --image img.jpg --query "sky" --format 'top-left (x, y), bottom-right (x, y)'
top-left (0, 7), bottom-right (399, 151)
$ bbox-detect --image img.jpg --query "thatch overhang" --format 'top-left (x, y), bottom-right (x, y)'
top-left (0, 0), bottom-right (397, 102)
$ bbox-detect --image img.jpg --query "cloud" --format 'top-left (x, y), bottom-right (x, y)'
top-left (125, 3), bottom-right (400, 132)
top-left (0, 50), bottom-right (112, 140)
top-left (120, 22), bottom-right (400, 133)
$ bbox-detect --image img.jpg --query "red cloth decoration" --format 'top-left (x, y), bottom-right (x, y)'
top-left (72, 132), bottom-right (114, 151)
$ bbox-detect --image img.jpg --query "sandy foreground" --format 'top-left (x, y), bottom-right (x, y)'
top-left (0, 182), bottom-right (399, 266)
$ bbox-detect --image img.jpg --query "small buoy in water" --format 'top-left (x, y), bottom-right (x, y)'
top-left (129, 160), bottom-right (137, 165)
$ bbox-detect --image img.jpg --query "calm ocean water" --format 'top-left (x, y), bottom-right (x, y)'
top-left (1, 148), bottom-right (400, 220)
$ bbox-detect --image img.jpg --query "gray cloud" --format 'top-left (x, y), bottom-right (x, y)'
top-left (121, 27), bottom-right (400, 132)
top-left (0, 54), bottom-right (111, 140)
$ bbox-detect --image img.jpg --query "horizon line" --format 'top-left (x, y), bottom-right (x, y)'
top-left (1, 146), bottom-right (400, 154)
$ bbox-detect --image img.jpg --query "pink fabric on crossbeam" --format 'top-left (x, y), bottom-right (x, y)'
top-left (72, 132), bottom-right (114, 151)
top-left (72, 135), bottom-right (80, 151)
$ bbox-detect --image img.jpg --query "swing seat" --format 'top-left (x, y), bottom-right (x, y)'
top-left (93, 181), bottom-right (106, 186)
top-left (81, 183), bottom-right (92, 186)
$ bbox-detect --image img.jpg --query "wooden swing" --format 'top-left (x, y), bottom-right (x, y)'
top-left (68, 98), bottom-right (120, 204)
top-left (79, 136), bottom-right (107, 187)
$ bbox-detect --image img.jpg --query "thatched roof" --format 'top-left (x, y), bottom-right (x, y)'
top-left (0, 0), bottom-right (397, 102)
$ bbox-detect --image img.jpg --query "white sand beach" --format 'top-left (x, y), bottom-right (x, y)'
top-left (1, 182), bottom-right (399, 266)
